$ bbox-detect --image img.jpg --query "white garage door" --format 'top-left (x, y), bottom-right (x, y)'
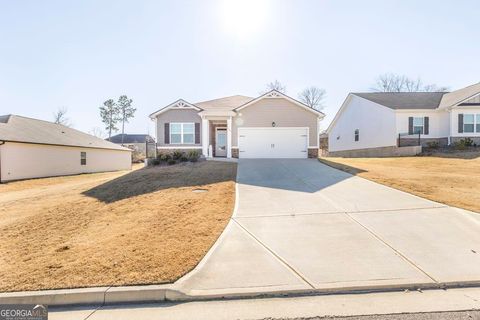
top-left (238, 127), bottom-right (308, 158)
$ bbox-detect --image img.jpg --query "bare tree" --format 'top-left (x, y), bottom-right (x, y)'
top-left (53, 107), bottom-right (72, 127)
top-left (298, 86), bottom-right (326, 111)
top-left (372, 73), bottom-right (448, 92)
top-left (99, 99), bottom-right (120, 139)
top-left (89, 127), bottom-right (107, 139)
top-left (264, 80), bottom-right (286, 93)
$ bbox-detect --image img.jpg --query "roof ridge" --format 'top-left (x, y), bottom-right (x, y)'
top-left (195, 94), bottom-right (252, 104)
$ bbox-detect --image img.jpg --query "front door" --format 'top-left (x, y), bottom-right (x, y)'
top-left (215, 128), bottom-right (227, 157)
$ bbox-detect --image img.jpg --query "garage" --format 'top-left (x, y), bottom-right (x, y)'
top-left (238, 127), bottom-right (308, 158)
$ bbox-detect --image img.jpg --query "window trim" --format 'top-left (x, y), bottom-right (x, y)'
top-left (169, 122), bottom-right (195, 145)
top-left (354, 129), bottom-right (359, 142)
top-left (413, 117), bottom-right (424, 135)
top-left (463, 114), bottom-right (475, 133)
top-left (476, 114), bottom-right (480, 133)
top-left (80, 151), bottom-right (87, 166)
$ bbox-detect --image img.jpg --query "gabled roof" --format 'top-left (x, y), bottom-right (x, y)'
top-left (438, 82), bottom-right (480, 109)
top-left (0, 115), bottom-right (130, 151)
top-left (234, 90), bottom-right (326, 117)
top-left (195, 95), bottom-right (253, 110)
top-left (149, 99), bottom-right (202, 119)
top-left (353, 92), bottom-right (446, 110)
top-left (106, 134), bottom-right (155, 144)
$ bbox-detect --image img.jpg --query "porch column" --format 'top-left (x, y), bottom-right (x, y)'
top-left (202, 117), bottom-right (209, 157)
top-left (227, 116), bottom-right (232, 158)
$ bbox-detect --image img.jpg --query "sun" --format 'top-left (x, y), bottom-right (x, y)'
top-left (218, 0), bottom-right (270, 40)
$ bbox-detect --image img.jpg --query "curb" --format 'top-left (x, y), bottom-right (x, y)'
top-left (2, 281), bottom-right (480, 307)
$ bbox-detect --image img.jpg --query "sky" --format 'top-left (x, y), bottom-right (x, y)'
top-left (1, 0), bottom-right (479, 137)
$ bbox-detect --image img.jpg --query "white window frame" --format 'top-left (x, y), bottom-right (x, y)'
top-left (170, 122), bottom-right (195, 144)
top-left (463, 114), bottom-right (475, 133)
top-left (476, 114), bottom-right (480, 133)
top-left (80, 151), bottom-right (87, 166)
top-left (354, 129), bottom-right (359, 142)
top-left (413, 117), bottom-right (424, 135)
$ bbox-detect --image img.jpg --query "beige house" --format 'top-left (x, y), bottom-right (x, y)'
top-left (0, 115), bottom-right (132, 182)
top-left (149, 90), bottom-right (325, 159)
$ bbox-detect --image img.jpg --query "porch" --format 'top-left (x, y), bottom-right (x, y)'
top-left (201, 113), bottom-right (233, 159)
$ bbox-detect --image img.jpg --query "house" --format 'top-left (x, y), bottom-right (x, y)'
top-left (149, 90), bottom-right (325, 159)
top-left (326, 83), bottom-right (480, 157)
top-left (0, 115), bottom-right (132, 182)
top-left (106, 134), bottom-right (155, 158)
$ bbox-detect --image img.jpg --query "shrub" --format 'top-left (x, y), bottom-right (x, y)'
top-left (180, 155), bottom-right (189, 162)
top-left (187, 150), bottom-right (200, 162)
top-left (167, 159), bottom-right (177, 165)
top-left (158, 152), bottom-right (172, 162)
top-left (172, 150), bottom-right (184, 160)
top-left (426, 141), bottom-right (439, 149)
top-left (453, 137), bottom-right (474, 150)
top-left (152, 159), bottom-right (160, 166)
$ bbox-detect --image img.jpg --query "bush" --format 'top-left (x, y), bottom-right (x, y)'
top-left (167, 159), bottom-right (177, 165)
top-left (180, 155), bottom-right (189, 162)
top-left (158, 152), bottom-right (172, 162)
top-left (152, 159), bottom-right (160, 166)
top-left (426, 141), bottom-right (439, 149)
top-left (187, 150), bottom-right (200, 162)
top-left (172, 150), bottom-right (184, 160)
top-left (453, 137), bottom-right (474, 150)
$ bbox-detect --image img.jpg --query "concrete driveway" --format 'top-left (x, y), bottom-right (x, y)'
top-left (175, 159), bottom-right (480, 298)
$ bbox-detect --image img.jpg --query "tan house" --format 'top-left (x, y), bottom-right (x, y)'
top-left (0, 115), bottom-right (132, 182)
top-left (149, 90), bottom-right (325, 159)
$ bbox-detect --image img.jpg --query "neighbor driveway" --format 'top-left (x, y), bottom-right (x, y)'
top-left (175, 159), bottom-right (480, 297)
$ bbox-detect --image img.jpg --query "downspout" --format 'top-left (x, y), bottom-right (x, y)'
top-left (0, 141), bottom-right (5, 183)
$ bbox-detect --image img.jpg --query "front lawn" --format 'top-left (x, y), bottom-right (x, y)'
top-left (0, 161), bottom-right (237, 292)
top-left (320, 151), bottom-right (480, 213)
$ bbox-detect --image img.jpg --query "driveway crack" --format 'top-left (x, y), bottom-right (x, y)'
top-left (232, 218), bottom-right (316, 289)
top-left (345, 212), bottom-right (439, 284)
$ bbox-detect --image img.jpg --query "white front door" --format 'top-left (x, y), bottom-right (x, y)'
top-left (238, 127), bottom-right (308, 158)
top-left (215, 128), bottom-right (227, 157)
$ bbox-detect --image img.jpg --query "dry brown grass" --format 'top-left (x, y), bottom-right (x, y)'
top-left (0, 161), bottom-right (237, 292)
top-left (320, 151), bottom-right (480, 213)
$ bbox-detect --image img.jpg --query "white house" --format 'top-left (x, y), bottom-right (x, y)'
top-left (327, 83), bottom-right (480, 156)
top-left (0, 115), bottom-right (132, 182)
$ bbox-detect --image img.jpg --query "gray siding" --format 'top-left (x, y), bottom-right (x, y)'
top-left (155, 109), bottom-right (202, 147)
top-left (232, 98), bottom-right (319, 147)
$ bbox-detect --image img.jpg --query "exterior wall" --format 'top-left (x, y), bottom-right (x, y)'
top-left (399, 137), bottom-right (449, 147)
top-left (155, 109), bottom-right (202, 147)
top-left (450, 107), bottom-right (480, 138)
top-left (308, 148), bottom-right (318, 158)
top-left (231, 148), bottom-right (239, 158)
top-left (451, 136), bottom-right (480, 145)
top-left (327, 145), bottom-right (422, 158)
top-left (395, 109), bottom-right (450, 138)
top-left (328, 95), bottom-right (397, 152)
top-left (0, 142), bottom-right (131, 182)
top-left (232, 98), bottom-right (319, 148)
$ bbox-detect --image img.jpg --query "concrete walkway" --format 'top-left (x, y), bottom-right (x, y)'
top-left (175, 159), bottom-right (480, 298)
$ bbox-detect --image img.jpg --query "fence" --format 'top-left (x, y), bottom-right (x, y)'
top-left (145, 141), bottom-right (157, 159)
top-left (397, 132), bottom-right (421, 147)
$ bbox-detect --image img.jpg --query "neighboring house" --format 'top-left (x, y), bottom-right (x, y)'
top-left (0, 115), bottom-right (132, 182)
top-left (327, 83), bottom-right (480, 156)
top-left (149, 91), bottom-right (325, 159)
top-left (106, 134), bottom-right (155, 157)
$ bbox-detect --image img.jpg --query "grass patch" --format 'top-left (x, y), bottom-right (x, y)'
top-left (319, 151), bottom-right (480, 213)
top-left (0, 161), bottom-right (236, 292)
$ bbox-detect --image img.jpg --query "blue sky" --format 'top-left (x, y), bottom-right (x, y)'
top-left (1, 0), bottom-right (479, 136)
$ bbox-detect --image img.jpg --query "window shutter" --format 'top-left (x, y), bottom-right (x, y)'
top-left (458, 114), bottom-right (463, 133)
top-left (194, 123), bottom-right (200, 144)
top-left (424, 117), bottom-right (429, 135)
top-left (164, 123), bottom-right (170, 144)
top-left (408, 117), bottom-right (413, 135)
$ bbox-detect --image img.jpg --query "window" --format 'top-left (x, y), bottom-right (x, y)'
top-left (477, 115), bottom-right (480, 133)
top-left (354, 129), bottom-right (359, 142)
top-left (413, 117), bottom-right (424, 134)
top-left (80, 152), bottom-right (86, 165)
top-left (170, 123), bottom-right (195, 144)
top-left (464, 114), bottom-right (474, 133)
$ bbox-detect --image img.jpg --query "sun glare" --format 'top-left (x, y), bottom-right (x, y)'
top-left (219, 0), bottom-right (269, 40)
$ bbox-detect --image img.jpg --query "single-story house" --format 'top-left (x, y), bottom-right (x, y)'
top-left (0, 115), bottom-right (132, 182)
top-left (149, 90), bottom-right (325, 159)
top-left (106, 134), bottom-right (155, 157)
top-left (326, 82), bottom-right (480, 156)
